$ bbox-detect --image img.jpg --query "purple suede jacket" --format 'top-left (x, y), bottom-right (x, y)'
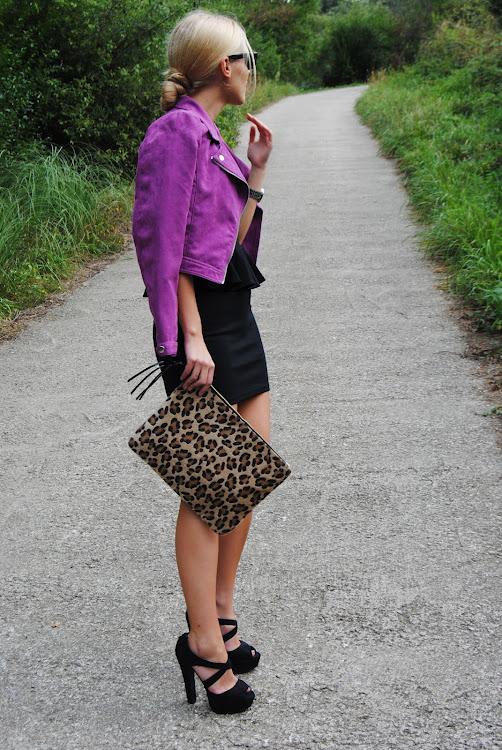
top-left (131, 94), bottom-right (264, 356)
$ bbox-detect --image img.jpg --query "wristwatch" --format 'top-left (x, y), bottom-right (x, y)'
top-left (248, 187), bottom-right (264, 203)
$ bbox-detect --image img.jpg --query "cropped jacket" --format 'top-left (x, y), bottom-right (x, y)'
top-left (131, 94), bottom-right (264, 356)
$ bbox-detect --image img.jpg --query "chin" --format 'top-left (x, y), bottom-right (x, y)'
top-left (228, 89), bottom-right (246, 107)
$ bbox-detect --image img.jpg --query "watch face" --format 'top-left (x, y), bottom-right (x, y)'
top-left (249, 188), bottom-right (264, 202)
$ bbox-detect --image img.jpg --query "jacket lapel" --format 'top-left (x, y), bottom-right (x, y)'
top-left (231, 152), bottom-right (251, 181)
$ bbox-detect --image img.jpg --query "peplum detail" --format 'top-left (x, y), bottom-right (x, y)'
top-left (142, 241), bottom-right (265, 297)
top-left (193, 240), bottom-right (265, 292)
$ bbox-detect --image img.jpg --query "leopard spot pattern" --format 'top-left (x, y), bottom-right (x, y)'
top-left (128, 386), bottom-right (291, 534)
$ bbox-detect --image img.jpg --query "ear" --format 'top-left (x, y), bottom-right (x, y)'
top-left (219, 56), bottom-right (231, 82)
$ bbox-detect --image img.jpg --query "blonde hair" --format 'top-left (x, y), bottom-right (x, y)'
top-left (160, 9), bottom-right (257, 112)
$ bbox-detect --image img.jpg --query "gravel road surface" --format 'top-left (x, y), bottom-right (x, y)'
top-left (1, 86), bottom-right (501, 749)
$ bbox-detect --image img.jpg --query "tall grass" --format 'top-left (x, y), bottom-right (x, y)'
top-left (0, 142), bottom-right (132, 318)
top-left (0, 80), bottom-right (299, 322)
top-left (355, 26), bottom-right (501, 331)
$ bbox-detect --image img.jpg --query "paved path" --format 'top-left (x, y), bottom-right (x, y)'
top-left (1, 86), bottom-right (501, 749)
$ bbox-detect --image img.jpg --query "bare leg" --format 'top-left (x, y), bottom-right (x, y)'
top-left (175, 500), bottom-right (247, 693)
top-left (216, 390), bottom-right (271, 650)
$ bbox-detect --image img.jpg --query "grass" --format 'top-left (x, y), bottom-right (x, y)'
top-left (0, 80), bottom-right (300, 323)
top-left (355, 50), bottom-right (502, 332)
top-left (0, 142), bottom-right (132, 318)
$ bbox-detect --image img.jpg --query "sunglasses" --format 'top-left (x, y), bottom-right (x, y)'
top-left (228, 51), bottom-right (258, 71)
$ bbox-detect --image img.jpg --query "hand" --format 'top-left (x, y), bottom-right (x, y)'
top-left (179, 333), bottom-right (215, 397)
top-left (245, 113), bottom-right (273, 170)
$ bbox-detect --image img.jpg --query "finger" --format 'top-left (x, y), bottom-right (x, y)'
top-left (197, 365), bottom-right (214, 396)
top-left (182, 362), bottom-right (202, 391)
top-left (180, 360), bottom-right (194, 381)
top-left (246, 113), bottom-right (265, 125)
top-left (246, 114), bottom-right (272, 136)
top-left (197, 366), bottom-right (213, 396)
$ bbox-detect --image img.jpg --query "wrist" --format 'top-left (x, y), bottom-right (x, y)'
top-left (184, 327), bottom-right (203, 340)
top-left (248, 164), bottom-right (266, 190)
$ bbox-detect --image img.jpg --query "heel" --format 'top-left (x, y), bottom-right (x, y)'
top-left (175, 634), bottom-right (197, 703)
top-left (175, 631), bottom-right (255, 714)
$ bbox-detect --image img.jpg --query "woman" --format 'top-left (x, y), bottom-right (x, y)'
top-left (131, 9), bottom-right (273, 714)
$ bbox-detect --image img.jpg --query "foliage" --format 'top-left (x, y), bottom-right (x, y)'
top-left (319, 0), bottom-right (397, 84)
top-left (356, 15), bottom-right (502, 330)
top-left (0, 78), bottom-right (297, 320)
top-left (0, 0), bottom-right (321, 170)
top-left (0, 141), bottom-right (132, 316)
top-left (415, 0), bottom-right (498, 77)
top-left (0, 0), bottom-right (194, 170)
top-left (242, 0), bottom-right (323, 86)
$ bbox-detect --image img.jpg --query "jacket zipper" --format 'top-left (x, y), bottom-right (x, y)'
top-left (211, 153), bottom-right (250, 194)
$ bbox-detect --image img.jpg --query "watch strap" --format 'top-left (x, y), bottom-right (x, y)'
top-left (249, 187), bottom-right (264, 202)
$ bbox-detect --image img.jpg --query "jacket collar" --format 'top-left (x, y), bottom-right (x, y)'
top-left (175, 94), bottom-right (249, 185)
top-left (175, 94), bottom-right (221, 144)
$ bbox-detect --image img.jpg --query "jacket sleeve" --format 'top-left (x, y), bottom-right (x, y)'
top-left (132, 117), bottom-right (201, 356)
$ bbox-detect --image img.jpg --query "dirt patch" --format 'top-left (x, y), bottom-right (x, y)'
top-left (431, 260), bottom-right (502, 448)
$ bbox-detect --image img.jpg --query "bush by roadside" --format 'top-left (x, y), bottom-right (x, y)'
top-left (355, 9), bottom-right (501, 332)
top-left (0, 81), bottom-right (299, 326)
top-left (0, 143), bottom-right (132, 319)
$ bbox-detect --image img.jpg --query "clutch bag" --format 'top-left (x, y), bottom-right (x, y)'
top-left (127, 359), bottom-right (292, 535)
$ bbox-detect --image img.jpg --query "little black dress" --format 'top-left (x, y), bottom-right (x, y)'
top-left (150, 241), bottom-right (270, 405)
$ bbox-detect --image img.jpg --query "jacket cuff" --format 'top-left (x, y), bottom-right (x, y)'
top-left (155, 339), bottom-right (179, 356)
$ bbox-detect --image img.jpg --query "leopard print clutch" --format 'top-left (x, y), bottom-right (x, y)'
top-left (127, 363), bottom-right (291, 534)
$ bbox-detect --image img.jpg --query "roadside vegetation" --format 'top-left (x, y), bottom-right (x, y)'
top-left (1, 0), bottom-right (500, 336)
top-left (356, 1), bottom-right (501, 332)
top-left (0, 81), bottom-right (297, 322)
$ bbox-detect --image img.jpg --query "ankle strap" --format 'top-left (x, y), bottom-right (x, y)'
top-left (191, 653), bottom-right (229, 670)
top-left (184, 610), bottom-right (239, 643)
top-left (218, 618), bottom-right (237, 626)
top-left (218, 618), bottom-right (238, 642)
top-left (201, 660), bottom-right (232, 689)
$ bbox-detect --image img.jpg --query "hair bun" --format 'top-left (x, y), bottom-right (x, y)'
top-left (168, 70), bottom-right (192, 91)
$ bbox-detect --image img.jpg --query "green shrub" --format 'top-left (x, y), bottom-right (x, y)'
top-left (356, 24), bottom-right (502, 330)
top-left (0, 0), bottom-right (190, 171)
top-left (416, 19), bottom-right (498, 77)
top-left (0, 142), bottom-right (131, 316)
top-left (0, 0), bottom-right (321, 169)
top-left (244, 0), bottom-right (322, 86)
top-left (320, 0), bottom-right (398, 85)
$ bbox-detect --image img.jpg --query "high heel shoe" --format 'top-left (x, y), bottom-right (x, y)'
top-left (175, 632), bottom-right (255, 714)
top-left (185, 610), bottom-right (261, 673)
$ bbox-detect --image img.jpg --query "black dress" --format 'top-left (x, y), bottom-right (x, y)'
top-left (151, 241), bottom-right (270, 405)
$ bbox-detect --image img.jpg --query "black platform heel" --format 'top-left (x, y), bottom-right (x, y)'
top-left (175, 632), bottom-right (255, 713)
top-left (185, 610), bottom-right (261, 673)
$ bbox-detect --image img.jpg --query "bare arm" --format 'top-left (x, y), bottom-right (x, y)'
top-left (176, 272), bottom-right (214, 395)
top-left (237, 164), bottom-right (267, 244)
top-left (178, 272), bottom-right (203, 339)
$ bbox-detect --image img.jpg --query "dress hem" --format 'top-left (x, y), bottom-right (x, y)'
top-left (225, 385), bottom-right (270, 405)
